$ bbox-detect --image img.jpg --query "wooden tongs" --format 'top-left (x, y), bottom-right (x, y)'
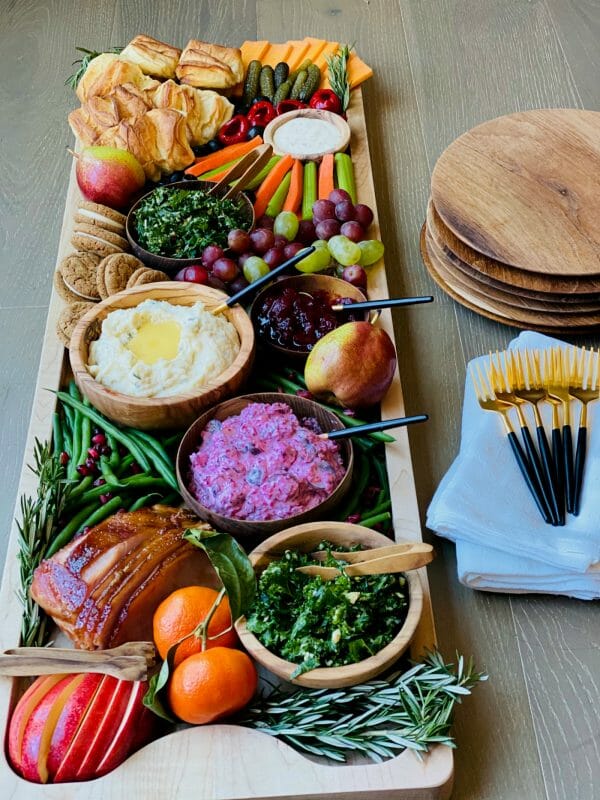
top-left (208, 142), bottom-right (273, 200)
top-left (0, 642), bottom-right (155, 681)
top-left (296, 542), bottom-right (435, 581)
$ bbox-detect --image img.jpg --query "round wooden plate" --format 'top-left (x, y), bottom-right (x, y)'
top-left (425, 227), bottom-right (600, 315)
top-left (431, 109), bottom-right (600, 276)
top-left (427, 199), bottom-right (600, 298)
top-left (420, 225), bottom-right (600, 334)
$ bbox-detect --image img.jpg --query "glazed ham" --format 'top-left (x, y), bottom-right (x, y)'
top-left (30, 506), bottom-right (219, 650)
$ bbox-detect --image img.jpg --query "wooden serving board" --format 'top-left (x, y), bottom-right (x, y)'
top-left (431, 109), bottom-right (600, 276)
top-left (0, 88), bottom-right (453, 800)
top-left (427, 200), bottom-right (600, 298)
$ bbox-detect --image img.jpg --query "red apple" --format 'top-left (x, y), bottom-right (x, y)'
top-left (47, 674), bottom-right (104, 777)
top-left (94, 682), bottom-right (154, 776)
top-left (304, 321), bottom-right (397, 407)
top-left (72, 146), bottom-right (146, 210)
top-left (8, 675), bottom-right (64, 780)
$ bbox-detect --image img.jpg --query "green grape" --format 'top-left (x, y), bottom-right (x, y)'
top-left (243, 256), bottom-right (270, 283)
top-left (357, 239), bottom-right (385, 266)
top-left (312, 239), bottom-right (329, 251)
top-left (295, 244), bottom-right (331, 273)
top-left (327, 235), bottom-right (362, 267)
top-left (273, 211), bottom-right (299, 242)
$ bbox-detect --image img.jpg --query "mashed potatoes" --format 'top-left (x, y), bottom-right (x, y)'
top-left (88, 299), bottom-right (240, 398)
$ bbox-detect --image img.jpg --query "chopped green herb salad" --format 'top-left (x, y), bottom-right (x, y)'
top-left (134, 186), bottom-right (248, 259)
top-left (246, 544), bottom-right (409, 677)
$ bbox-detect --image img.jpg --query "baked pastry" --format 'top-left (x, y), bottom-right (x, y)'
top-left (120, 34), bottom-right (181, 79)
top-left (176, 40), bottom-right (244, 89)
top-left (150, 80), bottom-right (233, 146)
top-left (97, 108), bottom-right (194, 182)
top-left (76, 53), bottom-right (159, 103)
top-left (69, 83), bottom-right (153, 145)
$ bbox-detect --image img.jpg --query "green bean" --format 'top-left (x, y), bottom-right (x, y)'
top-left (47, 501), bottom-right (97, 557)
top-left (100, 455), bottom-right (125, 487)
top-left (123, 429), bottom-right (177, 490)
top-left (68, 475), bottom-right (93, 501)
top-left (128, 492), bottom-right (163, 511)
top-left (71, 475), bottom-right (169, 507)
top-left (373, 454), bottom-right (390, 497)
top-left (62, 404), bottom-right (75, 443)
top-left (52, 412), bottom-right (64, 457)
top-left (107, 433), bottom-right (120, 469)
top-left (56, 392), bottom-right (151, 472)
top-left (159, 491), bottom-right (181, 506)
top-left (366, 499), bottom-right (392, 517)
top-left (161, 433), bottom-right (182, 450)
top-left (66, 386), bottom-right (83, 480)
top-left (359, 511), bottom-right (392, 529)
top-left (116, 454), bottom-right (136, 477)
top-left (48, 496), bottom-right (126, 557)
top-left (337, 452), bottom-right (369, 520)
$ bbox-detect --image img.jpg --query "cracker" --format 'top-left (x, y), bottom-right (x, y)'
top-left (126, 267), bottom-right (152, 287)
top-left (60, 252), bottom-right (101, 300)
top-left (53, 269), bottom-right (83, 304)
top-left (78, 200), bottom-right (126, 226)
top-left (71, 223), bottom-right (129, 256)
top-left (131, 268), bottom-right (170, 286)
top-left (56, 301), bottom-right (95, 348)
top-left (102, 253), bottom-right (146, 296)
top-left (74, 211), bottom-right (124, 235)
top-left (96, 259), bottom-right (110, 299)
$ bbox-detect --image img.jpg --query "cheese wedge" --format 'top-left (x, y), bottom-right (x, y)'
top-left (262, 42), bottom-right (293, 68)
top-left (240, 40), bottom-right (271, 70)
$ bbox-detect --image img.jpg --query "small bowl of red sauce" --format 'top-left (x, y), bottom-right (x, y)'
top-left (250, 274), bottom-right (368, 360)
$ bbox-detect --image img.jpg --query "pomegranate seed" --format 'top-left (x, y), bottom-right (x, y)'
top-left (345, 513), bottom-right (361, 524)
top-left (88, 448), bottom-right (100, 460)
top-left (99, 493), bottom-right (113, 504)
top-left (296, 389), bottom-right (314, 400)
top-left (59, 451), bottom-right (70, 466)
top-left (93, 477), bottom-right (106, 487)
top-left (130, 462), bottom-right (143, 474)
top-left (91, 433), bottom-right (106, 446)
top-left (85, 457), bottom-right (96, 470)
top-left (364, 486), bottom-right (380, 504)
top-left (101, 445), bottom-right (112, 456)
top-left (76, 464), bottom-right (90, 477)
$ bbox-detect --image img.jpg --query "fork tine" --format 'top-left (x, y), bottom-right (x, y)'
top-left (476, 362), bottom-right (493, 400)
top-left (469, 364), bottom-right (482, 398)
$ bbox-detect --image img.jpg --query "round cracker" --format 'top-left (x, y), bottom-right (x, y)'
top-left (103, 253), bottom-right (146, 296)
top-left (56, 301), bottom-right (95, 348)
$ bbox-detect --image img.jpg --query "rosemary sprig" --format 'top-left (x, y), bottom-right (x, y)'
top-left (237, 650), bottom-right (487, 763)
top-left (326, 44), bottom-right (353, 112)
top-left (65, 46), bottom-right (123, 90)
top-left (16, 439), bottom-right (71, 647)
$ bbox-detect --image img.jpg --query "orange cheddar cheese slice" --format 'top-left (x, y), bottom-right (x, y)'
top-left (285, 40), bottom-right (311, 72)
top-left (240, 40), bottom-right (271, 71)
top-left (262, 42), bottom-right (293, 68)
top-left (313, 42), bottom-right (339, 73)
top-left (302, 37), bottom-right (328, 66)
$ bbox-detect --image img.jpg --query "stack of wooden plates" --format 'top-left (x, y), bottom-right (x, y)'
top-left (420, 109), bottom-right (600, 332)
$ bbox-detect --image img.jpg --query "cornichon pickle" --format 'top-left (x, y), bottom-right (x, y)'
top-left (273, 79), bottom-right (292, 105)
top-left (298, 64), bottom-right (321, 102)
top-left (242, 60), bottom-right (262, 106)
top-left (273, 61), bottom-right (289, 89)
top-left (290, 69), bottom-right (307, 100)
top-left (288, 59), bottom-right (312, 86)
top-left (259, 65), bottom-right (275, 100)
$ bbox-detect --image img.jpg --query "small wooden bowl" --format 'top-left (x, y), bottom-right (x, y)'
top-left (69, 282), bottom-right (255, 431)
top-left (263, 109), bottom-right (351, 161)
top-left (250, 273), bottom-right (369, 361)
top-left (125, 181), bottom-right (255, 273)
top-left (176, 392), bottom-right (354, 538)
top-left (235, 521), bottom-right (424, 688)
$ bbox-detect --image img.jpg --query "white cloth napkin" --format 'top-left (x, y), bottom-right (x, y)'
top-left (427, 331), bottom-right (600, 598)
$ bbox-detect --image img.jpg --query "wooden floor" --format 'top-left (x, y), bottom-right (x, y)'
top-left (1, 1), bottom-right (599, 797)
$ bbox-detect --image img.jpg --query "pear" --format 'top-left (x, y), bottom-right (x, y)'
top-left (305, 321), bottom-right (397, 408)
top-left (70, 146), bottom-right (146, 209)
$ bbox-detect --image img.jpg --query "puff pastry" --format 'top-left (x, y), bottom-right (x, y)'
top-left (76, 53), bottom-right (159, 102)
top-left (120, 34), bottom-right (181, 79)
top-left (150, 80), bottom-right (233, 145)
top-left (69, 83), bottom-right (152, 145)
top-left (176, 40), bottom-right (244, 89)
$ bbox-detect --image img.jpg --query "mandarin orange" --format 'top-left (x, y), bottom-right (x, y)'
top-left (153, 586), bottom-right (238, 666)
top-left (167, 647), bottom-right (258, 724)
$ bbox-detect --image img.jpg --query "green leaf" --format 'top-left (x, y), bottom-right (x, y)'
top-left (142, 657), bottom-right (176, 722)
top-left (183, 528), bottom-right (256, 621)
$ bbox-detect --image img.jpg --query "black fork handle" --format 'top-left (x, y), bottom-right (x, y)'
top-left (520, 426), bottom-right (557, 525)
top-left (552, 426), bottom-right (565, 520)
top-left (507, 432), bottom-right (552, 524)
top-left (572, 426), bottom-right (587, 517)
top-left (564, 425), bottom-right (575, 514)
top-left (536, 424), bottom-right (564, 526)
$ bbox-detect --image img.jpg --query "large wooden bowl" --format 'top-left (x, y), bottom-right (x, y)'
top-left (69, 282), bottom-right (255, 431)
top-left (235, 521), bottom-right (424, 688)
top-left (125, 180), bottom-right (254, 273)
top-left (249, 273), bottom-right (369, 361)
top-left (176, 392), bottom-right (354, 538)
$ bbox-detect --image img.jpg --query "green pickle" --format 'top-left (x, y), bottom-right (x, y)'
top-left (273, 61), bottom-right (289, 89)
top-left (259, 65), bottom-right (275, 100)
top-left (242, 60), bottom-right (262, 106)
top-left (290, 70), bottom-right (308, 100)
top-left (273, 80), bottom-right (292, 105)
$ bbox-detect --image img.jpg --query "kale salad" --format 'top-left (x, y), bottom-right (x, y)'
top-left (246, 544), bottom-right (409, 677)
top-left (134, 185), bottom-right (249, 258)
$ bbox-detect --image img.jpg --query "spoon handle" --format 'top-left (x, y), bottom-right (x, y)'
top-left (322, 414), bottom-right (428, 440)
top-left (331, 296), bottom-right (434, 311)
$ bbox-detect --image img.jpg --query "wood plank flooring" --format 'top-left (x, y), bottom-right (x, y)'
top-left (0, 2), bottom-right (598, 798)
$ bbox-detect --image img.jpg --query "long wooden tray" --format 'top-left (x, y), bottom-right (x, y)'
top-left (0, 87), bottom-right (453, 799)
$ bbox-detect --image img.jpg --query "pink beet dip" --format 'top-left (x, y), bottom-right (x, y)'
top-left (188, 402), bottom-right (346, 521)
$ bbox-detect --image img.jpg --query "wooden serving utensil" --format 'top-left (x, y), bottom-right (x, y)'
top-left (208, 143), bottom-right (273, 200)
top-left (331, 296), bottom-right (434, 312)
top-left (0, 642), bottom-right (155, 681)
top-left (310, 542), bottom-right (432, 563)
top-left (296, 543), bottom-right (434, 580)
top-left (318, 414), bottom-right (428, 440)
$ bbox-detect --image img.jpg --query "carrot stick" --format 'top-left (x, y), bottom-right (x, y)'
top-left (253, 154), bottom-right (294, 219)
top-left (196, 157), bottom-right (243, 181)
top-left (282, 160), bottom-right (304, 213)
top-left (318, 153), bottom-right (335, 200)
top-left (184, 136), bottom-right (263, 176)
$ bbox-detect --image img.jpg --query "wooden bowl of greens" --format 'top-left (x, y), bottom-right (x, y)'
top-left (125, 180), bottom-right (254, 273)
top-left (235, 521), bottom-right (424, 688)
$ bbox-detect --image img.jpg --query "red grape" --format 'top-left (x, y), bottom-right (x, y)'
top-left (174, 265), bottom-right (209, 284)
top-left (212, 257), bottom-right (239, 282)
top-left (335, 200), bottom-right (356, 222)
top-left (229, 275), bottom-right (250, 294)
top-left (354, 204), bottom-right (374, 228)
top-left (272, 234), bottom-right (288, 250)
top-left (312, 199), bottom-right (336, 222)
top-left (328, 188), bottom-right (352, 205)
top-left (315, 218), bottom-right (341, 240)
top-left (202, 244), bottom-right (224, 267)
top-left (207, 275), bottom-right (228, 292)
top-left (342, 264), bottom-right (367, 289)
top-left (238, 251), bottom-right (253, 268)
top-left (250, 228), bottom-right (275, 255)
top-left (256, 214), bottom-right (275, 230)
top-left (296, 220), bottom-right (316, 244)
top-left (227, 228), bottom-right (251, 254)
top-left (283, 242), bottom-right (305, 259)
top-left (263, 247), bottom-right (285, 269)
top-left (340, 221), bottom-right (365, 243)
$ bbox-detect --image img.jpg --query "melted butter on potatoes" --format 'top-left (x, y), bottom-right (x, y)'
top-left (88, 299), bottom-right (240, 398)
